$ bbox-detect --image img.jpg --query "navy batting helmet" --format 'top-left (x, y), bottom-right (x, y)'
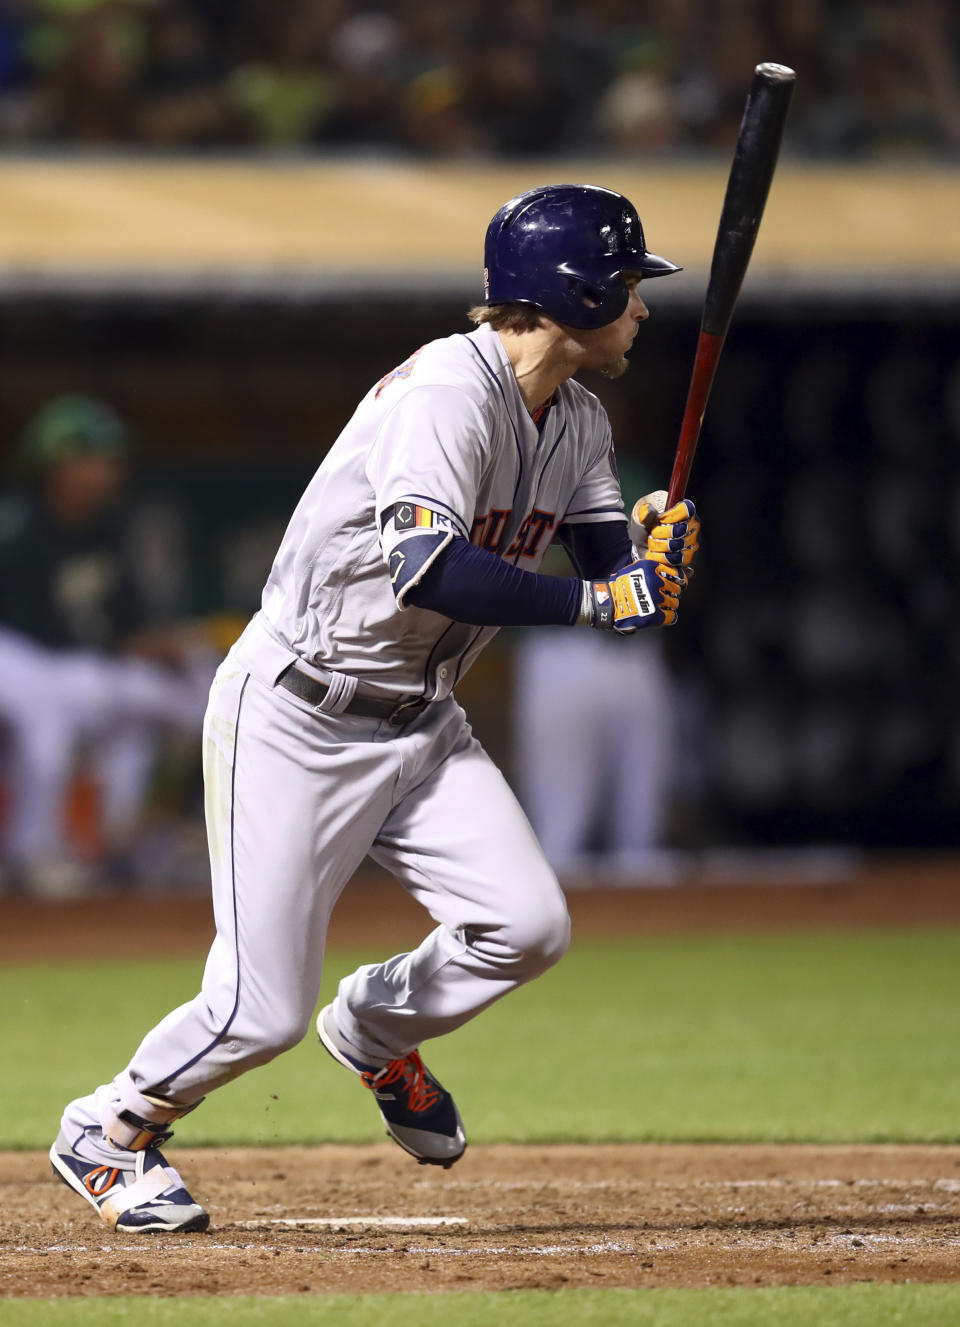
top-left (483, 183), bottom-right (680, 330)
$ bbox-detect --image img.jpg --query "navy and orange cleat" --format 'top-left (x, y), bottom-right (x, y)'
top-left (317, 1004), bottom-right (466, 1168)
top-left (50, 1122), bottom-right (209, 1233)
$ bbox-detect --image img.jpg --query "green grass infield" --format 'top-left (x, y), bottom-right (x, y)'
top-left (5, 1285), bottom-right (960, 1326)
top-left (4, 928), bottom-right (959, 1148)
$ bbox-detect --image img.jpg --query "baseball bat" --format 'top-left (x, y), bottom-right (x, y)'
top-left (665, 62), bottom-right (795, 508)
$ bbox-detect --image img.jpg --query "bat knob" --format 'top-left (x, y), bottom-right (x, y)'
top-left (755, 62), bottom-right (796, 82)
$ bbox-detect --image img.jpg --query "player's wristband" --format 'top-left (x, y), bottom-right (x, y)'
top-left (579, 580), bottom-right (615, 629)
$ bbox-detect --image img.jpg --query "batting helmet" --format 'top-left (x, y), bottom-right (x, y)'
top-left (483, 183), bottom-right (680, 330)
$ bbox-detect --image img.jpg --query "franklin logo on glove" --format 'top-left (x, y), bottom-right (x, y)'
top-left (628, 571), bottom-right (654, 617)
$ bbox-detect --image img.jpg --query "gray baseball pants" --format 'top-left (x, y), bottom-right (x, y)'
top-left (117, 642), bottom-right (569, 1107)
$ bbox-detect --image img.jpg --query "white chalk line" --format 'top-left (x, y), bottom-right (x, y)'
top-left (6, 1240), bottom-right (644, 1258)
top-left (9, 1227), bottom-right (954, 1259)
top-left (417, 1177), bottom-right (960, 1193)
top-left (713, 1178), bottom-right (960, 1192)
top-left (6, 1244), bottom-right (323, 1256)
top-left (400, 1242), bottom-right (637, 1257)
top-left (721, 1203), bottom-right (954, 1217)
top-left (235, 1216), bottom-right (467, 1228)
top-left (813, 1230), bottom-right (960, 1250)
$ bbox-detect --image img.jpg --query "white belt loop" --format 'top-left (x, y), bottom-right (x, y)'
top-left (316, 670), bottom-right (358, 715)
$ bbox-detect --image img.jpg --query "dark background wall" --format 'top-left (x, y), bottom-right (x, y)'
top-left (1, 284), bottom-right (957, 849)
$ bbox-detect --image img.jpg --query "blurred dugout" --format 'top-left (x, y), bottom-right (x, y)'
top-left (0, 396), bottom-right (217, 896)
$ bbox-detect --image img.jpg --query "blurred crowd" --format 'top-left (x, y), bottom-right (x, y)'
top-left (0, 0), bottom-right (957, 159)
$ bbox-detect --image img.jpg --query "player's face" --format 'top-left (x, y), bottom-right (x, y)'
top-left (574, 276), bottom-right (649, 379)
top-left (45, 453), bottom-right (127, 525)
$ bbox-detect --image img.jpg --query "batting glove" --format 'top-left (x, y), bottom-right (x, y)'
top-left (581, 558), bottom-right (686, 633)
top-left (629, 494), bottom-right (700, 570)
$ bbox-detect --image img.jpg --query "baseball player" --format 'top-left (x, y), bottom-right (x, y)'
top-left (50, 184), bottom-right (700, 1232)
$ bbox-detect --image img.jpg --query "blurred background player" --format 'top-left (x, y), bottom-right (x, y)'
top-left (512, 452), bottom-right (676, 881)
top-left (0, 395), bottom-right (215, 896)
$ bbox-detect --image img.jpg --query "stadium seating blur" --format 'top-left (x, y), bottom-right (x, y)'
top-left (0, 1), bottom-right (957, 160)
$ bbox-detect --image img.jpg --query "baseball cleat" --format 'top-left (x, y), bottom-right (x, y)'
top-left (317, 1003), bottom-right (466, 1168)
top-left (50, 1125), bottom-right (209, 1233)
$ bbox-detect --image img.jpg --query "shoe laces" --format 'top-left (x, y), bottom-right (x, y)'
top-left (362, 1051), bottom-right (440, 1113)
top-left (81, 1148), bottom-right (147, 1197)
top-left (84, 1164), bottom-right (121, 1197)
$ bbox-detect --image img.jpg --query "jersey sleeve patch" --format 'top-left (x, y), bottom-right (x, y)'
top-left (381, 498), bottom-right (468, 538)
top-left (386, 531), bottom-right (452, 607)
top-left (395, 502), bottom-right (438, 531)
top-left (380, 499), bottom-right (458, 607)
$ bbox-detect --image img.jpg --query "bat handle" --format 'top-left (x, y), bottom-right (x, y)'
top-left (666, 329), bottom-right (726, 507)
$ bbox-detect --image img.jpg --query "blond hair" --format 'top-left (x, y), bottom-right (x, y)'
top-left (466, 303), bottom-right (544, 334)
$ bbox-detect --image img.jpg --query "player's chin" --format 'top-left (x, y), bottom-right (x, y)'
top-left (599, 354), bottom-right (631, 380)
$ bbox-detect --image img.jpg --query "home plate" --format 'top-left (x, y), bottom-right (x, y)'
top-left (237, 1216), bottom-right (468, 1228)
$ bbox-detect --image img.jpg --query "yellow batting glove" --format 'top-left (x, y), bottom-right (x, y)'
top-left (650, 562), bottom-right (686, 626)
top-left (583, 558), bottom-right (687, 633)
top-left (631, 497), bottom-right (700, 569)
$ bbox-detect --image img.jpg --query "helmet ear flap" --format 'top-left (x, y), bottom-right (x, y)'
top-left (557, 263), bottom-right (613, 316)
top-left (556, 266), bottom-right (629, 327)
top-left (570, 276), bottom-right (604, 308)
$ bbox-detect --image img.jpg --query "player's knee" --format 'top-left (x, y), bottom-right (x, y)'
top-left (270, 1026), bottom-right (306, 1058)
top-left (535, 899), bottom-right (572, 970)
top-left (503, 896), bottom-right (571, 975)
top-left (260, 1014), bottom-right (311, 1058)
top-left (229, 1010), bottom-right (310, 1064)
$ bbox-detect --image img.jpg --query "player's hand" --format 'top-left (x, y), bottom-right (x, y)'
top-left (583, 558), bottom-right (687, 633)
top-left (629, 494), bottom-right (700, 570)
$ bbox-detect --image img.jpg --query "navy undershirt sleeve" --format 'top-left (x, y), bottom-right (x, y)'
top-left (557, 521), bottom-right (634, 579)
top-left (405, 537), bottom-right (582, 626)
top-left (405, 519), bottom-right (634, 626)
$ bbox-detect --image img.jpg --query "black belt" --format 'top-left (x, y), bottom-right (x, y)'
top-left (276, 664), bottom-right (431, 725)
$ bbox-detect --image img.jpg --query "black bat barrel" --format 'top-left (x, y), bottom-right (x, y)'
top-left (702, 62), bottom-right (795, 340)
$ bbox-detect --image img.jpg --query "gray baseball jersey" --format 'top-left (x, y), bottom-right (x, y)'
top-left (259, 322), bottom-right (625, 697)
top-left (60, 320), bottom-right (626, 1165)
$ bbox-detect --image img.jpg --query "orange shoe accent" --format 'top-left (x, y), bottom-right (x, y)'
top-left (84, 1165), bottom-right (120, 1196)
top-left (361, 1052), bottom-right (440, 1113)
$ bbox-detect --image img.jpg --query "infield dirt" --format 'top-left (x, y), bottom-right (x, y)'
top-left (4, 1142), bottom-right (960, 1297)
top-left (3, 859), bottom-right (959, 1299)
